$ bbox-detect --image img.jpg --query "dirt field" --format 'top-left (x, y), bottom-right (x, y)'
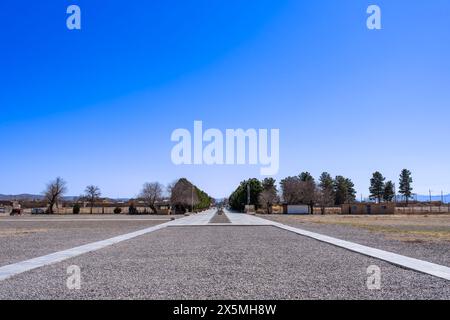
top-left (261, 214), bottom-right (450, 243)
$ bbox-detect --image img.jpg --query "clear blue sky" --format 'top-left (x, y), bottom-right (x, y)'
top-left (1, 1), bottom-right (449, 199)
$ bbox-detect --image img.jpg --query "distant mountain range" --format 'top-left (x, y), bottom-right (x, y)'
top-left (0, 194), bottom-right (42, 201)
top-left (0, 194), bottom-right (75, 201)
top-left (360, 194), bottom-right (450, 203)
top-left (410, 194), bottom-right (450, 203)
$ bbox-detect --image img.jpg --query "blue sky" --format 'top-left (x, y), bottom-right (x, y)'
top-left (1, 1), bottom-right (449, 199)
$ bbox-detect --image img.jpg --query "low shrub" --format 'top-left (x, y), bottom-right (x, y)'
top-left (73, 204), bottom-right (80, 214)
top-left (128, 204), bottom-right (138, 215)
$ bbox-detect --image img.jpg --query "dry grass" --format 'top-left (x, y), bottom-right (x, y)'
top-left (0, 228), bottom-right (48, 237)
top-left (263, 214), bottom-right (450, 243)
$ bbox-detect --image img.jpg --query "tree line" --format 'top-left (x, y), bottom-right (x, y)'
top-left (369, 169), bottom-right (413, 204)
top-left (228, 172), bottom-right (356, 214)
top-left (42, 177), bottom-right (213, 214)
top-left (228, 169), bottom-right (414, 213)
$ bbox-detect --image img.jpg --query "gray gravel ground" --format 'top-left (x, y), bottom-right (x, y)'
top-left (0, 215), bottom-right (175, 266)
top-left (209, 212), bottom-right (231, 224)
top-left (0, 226), bottom-right (448, 300)
top-left (258, 216), bottom-right (450, 267)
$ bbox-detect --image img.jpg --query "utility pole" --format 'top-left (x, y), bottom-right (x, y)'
top-left (428, 189), bottom-right (432, 214)
top-left (394, 183), bottom-right (397, 204)
top-left (191, 185), bottom-right (194, 213)
top-left (247, 184), bottom-right (251, 206)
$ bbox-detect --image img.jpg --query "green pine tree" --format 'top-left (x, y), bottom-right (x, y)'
top-left (369, 171), bottom-right (385, 203)
top-left (228, 178), bottom-right (263, 211)
top-left (383, 181), bottom-right (395, 202)
top-left (334, 176), bottom-right (356, 205)
top-left (319, 172), bottom-right (334, 192)
top-left (299, 172), bottom-right (314, 182)
top-left (399, 169), bottom-right (413, 205)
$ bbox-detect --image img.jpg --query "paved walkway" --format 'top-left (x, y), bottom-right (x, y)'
top-left (168, 210), bottom-right (216, 226)
top-left (224, 211), bottom-right (274, 225)
top-left (2, 225), bottom-right (449, 299)
top-left (0, 208), bottom-right (448, 293)
top-left (223, 210), bottom-right (450, 281)
top-left (0, 210), bottom-right (215, 281)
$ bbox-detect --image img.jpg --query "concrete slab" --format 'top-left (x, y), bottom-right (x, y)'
top-left (224, 210), bottom-right (450, 281)
top-left (0, 209), bottom-right (216, 281)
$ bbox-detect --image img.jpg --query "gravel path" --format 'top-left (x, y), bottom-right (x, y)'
top-left (0, 218), bottom-right (171, 267)
top-left (259, 215), bottom-right (450, 267)
top-left (0, 226), bottom-right (448, 300)
top-left (209, 212), bottom-right (231, 224)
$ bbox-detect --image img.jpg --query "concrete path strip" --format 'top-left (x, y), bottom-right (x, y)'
top-left (224, 211), bottom-right (450, 281)
top-left (169, 210), bottom-right (216, 225)
top-left (0, 210), bottom-right (216, 281)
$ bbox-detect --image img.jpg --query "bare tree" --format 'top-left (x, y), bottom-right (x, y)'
top-left (259, 190), bottom-right (279, 214)
top-left (298, 179), bottom-right (316, 215)
top-left (139, 182), bottom-right (164, 214)
top-left (280, 176), bottom-right (303, 204)
top-left (44, 177), bottom-right (67, 214)
top-left (280, 175), bottom-right (316, 214)
top-left (316, 187), bottom-right (335, 215)
top-left (166, 181), bottom-right (176, 197)
top-left (84, 185), bottom-right (101, 214)
top-left (258, 178), bottom-right (279, 214)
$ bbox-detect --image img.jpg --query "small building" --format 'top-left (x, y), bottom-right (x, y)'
top-left (257, 204), bottom-right (311, 214)
top-left (155, 202), bottom-right (171, 215)
top-left (283, 204), bottom-right (310, 215)
top-left (341, 202), bottom-right (395, 215)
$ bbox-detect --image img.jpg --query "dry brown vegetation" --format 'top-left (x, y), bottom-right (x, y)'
top-left (0, 228), bottom-right (48, 237)
top-left (262, 214), bottom-right (450, 243)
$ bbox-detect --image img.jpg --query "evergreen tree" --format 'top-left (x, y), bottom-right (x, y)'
top-left (262, 177), bottom-right (276, 191)
top-left (383, 181), bottom-right (395, 202)
top-left (345, 178), bottom-right (356, 203)
top-left (228, 178), bottom-right (263, 211)
top-left (299, 172), bottom-right (315, 182)
top-left (399, 169), bottom-right (413, 204)
top-left (334, 176), bottom-right (356, 205)
top-left (369, 171), bottom-right (385, 203)
top-left (319, 172), bottom-right (334, 192)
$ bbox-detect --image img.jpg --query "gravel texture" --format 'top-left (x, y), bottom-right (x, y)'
top-left (0, 215), bottom-right (174, 266)
top-left (258, 215), bottom-right (450, 267)
top-left (209, 212), bottom-right (231, 224)
top-left (0, 226), bottom-right (448, 300)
